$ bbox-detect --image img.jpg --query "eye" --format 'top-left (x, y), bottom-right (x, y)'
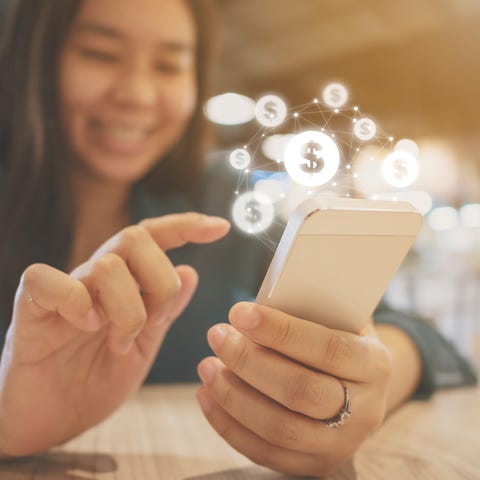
top-left (79, 48), bottom-right (120, 63)
top-left (155, 62), bottom-right (183, 74)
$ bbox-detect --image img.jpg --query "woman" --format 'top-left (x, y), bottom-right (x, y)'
top-left (0, 0), bottom-right (476, 476)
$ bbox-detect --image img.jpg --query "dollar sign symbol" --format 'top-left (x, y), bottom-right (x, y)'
top-left (360, 122), bottom-right (371, 137)
top-left (245, 200), bottom-right (262, 225)
top-left (264, 101), bottom-right (277, 121)
top-left (300, 141), bottom-right (324, 174)
top-left (330, 87), bottom-right (341, 105)
top-left (235, 150), bottom-right (246, 167)
top-left (393, 159), bottom-right (407, 181)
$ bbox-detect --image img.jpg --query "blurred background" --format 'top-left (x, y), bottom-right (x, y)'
top-left (207, 0), bottom-right (480, 367)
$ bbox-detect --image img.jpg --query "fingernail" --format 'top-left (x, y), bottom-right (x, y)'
top-left (208, 325), bottom-right (228, 350)
top-left (198, 361), bottom-right (217, 385)
top-left (197, 391), bottom-right (214, 414)
top-left (85, 308), bottom-right (101, 331)
top-left (232, 303), bottom-right (261, 330)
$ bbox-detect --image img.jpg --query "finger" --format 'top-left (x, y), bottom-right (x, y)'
top-left (77, 225), bottom-right (182, 320)
top-left (138, 212), bottom-right (230, 250)
top-left (206, 323), bottom-right (345, 420)
top-left (197, 357), bottom-right (338, 455)
top-left (83, 253), bottom-right (147, 354)
top-left (196, 387), bottom-right (328, 478)
top-left (229, 302), bottom-right (390, 382)
top-left (13, 263), bottom-right (100, 333)
top-left (136, 265), bottom-right (199, 357)
top-left (169, 265), bottom-right (199, 320)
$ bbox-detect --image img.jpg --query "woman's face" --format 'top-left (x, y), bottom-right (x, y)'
top-left (59, 0), bottom-right (197, 184)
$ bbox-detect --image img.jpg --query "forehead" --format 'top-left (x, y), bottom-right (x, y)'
top-left (73, 0), bottom-right (196, 46)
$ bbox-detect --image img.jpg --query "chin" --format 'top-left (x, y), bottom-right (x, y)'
top-left (79, 151), bottom-right (161, 186)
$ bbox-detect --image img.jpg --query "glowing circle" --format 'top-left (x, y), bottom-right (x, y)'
top-left (459, 203), bottom-right (480, 228)
top-left (255, 95), bottom-right (287, 128)
top-left (204, 93), bottom-right (255, 125)
top-left (232, 191), bottom-right (275, 234)
top-left (395, 138), bottom-right (420, 158)
top-left (427, 206), bottom-right (458, 231)
top-left (229, 148), bottom-right (251, 170)
top-left (382, 150), bottom-right (419, 188)
top-left (322, 83), bottom-right (348, 108)
top-left (353, 118), bottom-right (377, 141)
top-left (284, 131), bottom-right (340, 187)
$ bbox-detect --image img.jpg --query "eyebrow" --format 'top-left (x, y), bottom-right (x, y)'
top-left (74, 21), bottom-right (194, 53)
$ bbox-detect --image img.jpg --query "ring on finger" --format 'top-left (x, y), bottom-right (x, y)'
top-left (320, 382), bottom-right (352, 429)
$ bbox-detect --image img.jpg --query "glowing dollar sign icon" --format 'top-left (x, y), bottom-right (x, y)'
top-left (264, 101), bottom-right (277, 121)
top-left (229, 148), bottom-right (250, 170)
top-left (245, 199), bottom-right (262, 225)
top-left (235, 150), bottom-right (246, 166)
top-left (255, 95), bottom-right (286, 127)
top-left (382, 151), bottom-right (418, 188)
top-left (300, 141), bottom-right (324, 174)
top-left (360, 122), bottom-right (370, 136)
top-left (354, 118), bottom-right (376, 141)
top-left (322, 83), bottom-right (348, 108)
top-left (393, 159), bottom-right (408, 181)
top-left (330, 88), bottom-right (341, 105)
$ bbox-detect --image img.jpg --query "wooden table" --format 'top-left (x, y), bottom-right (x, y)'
top-left (1, 384), bottom-right (479, 479)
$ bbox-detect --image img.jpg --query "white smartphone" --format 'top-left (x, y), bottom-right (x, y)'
top-left (256, 197), bottom-right (423, 334)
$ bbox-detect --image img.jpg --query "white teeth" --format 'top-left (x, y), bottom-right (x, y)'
top-left (93, 122), bottom-right (150, 141)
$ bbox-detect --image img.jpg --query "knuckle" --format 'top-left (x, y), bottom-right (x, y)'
top-left (185, 211), bottom-right (207, 223)
top-left (285, 373), bottom-right (325, 414)
top-left (120, 224), bottom-right (150, 247)
top-left (122, 309), bottom-right (148, 335)
top-left (92, 253), bottom-right (124, 277)
top-left (219, 381), bottom-right (236, 411)
top-left (229, 339), bottom-right (249, 373)
top-left (21, 263), bottom-right (46, 287)
top-left (322, 333), bottom-right (350, 365)
top-left (137, 218), bottom-right (151, 229)
top-left (61, 280), bottom-right (83, 307)
top-left (274, 318), bottom-right (295, 348)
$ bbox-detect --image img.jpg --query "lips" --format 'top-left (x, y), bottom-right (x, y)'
top-left (87, 118), bottom-right (157, 156)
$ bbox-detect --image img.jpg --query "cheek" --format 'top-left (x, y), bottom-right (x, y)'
top-left (58, 51), bottom-right (112, 126)
top-left (164, 75), bottom-right (198, 128)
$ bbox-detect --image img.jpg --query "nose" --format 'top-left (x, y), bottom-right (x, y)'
top-left (111, 61), bottom-right (158, 109)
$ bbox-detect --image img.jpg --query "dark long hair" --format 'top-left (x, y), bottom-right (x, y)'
top-left (0, 0), bottom-right (216, 322)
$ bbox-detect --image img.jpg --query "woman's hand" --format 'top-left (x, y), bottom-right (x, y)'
top-left (0, 213), bottom-right (230, 458)
top-left (196, 302), bottom-right (393, 477)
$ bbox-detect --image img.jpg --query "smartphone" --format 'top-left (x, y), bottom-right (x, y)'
top-left (256, 197), bottom-right (422, 334)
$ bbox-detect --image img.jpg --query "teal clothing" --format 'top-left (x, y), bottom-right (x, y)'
top-left (0, 161), bottom-right (477, 395)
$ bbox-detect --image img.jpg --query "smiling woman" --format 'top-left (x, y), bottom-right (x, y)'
top-left (0, 0), bottom-right (214, 308)
top-left (0, 0), bottom-right (477, 476)
top-left (59, 0), bottom-right (197, 182)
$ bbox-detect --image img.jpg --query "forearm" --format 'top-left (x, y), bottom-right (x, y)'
top-left (376, 323), bottom-right (422, 412)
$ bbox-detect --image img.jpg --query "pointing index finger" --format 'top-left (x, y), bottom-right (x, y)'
top-left (138, 213), bottom-right (230, 250)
